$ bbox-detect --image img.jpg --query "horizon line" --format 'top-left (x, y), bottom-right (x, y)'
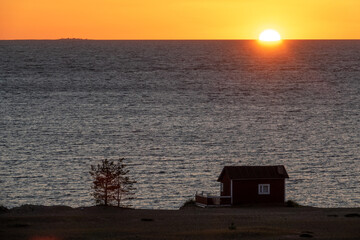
top-left (1, 38), bottom-right (360, 41)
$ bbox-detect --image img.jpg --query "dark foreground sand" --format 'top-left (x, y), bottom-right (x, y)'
top-left (1, 205), bottom-right (359, 240)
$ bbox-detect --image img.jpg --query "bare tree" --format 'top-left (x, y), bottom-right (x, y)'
top-left (114, 158), bottom-right (136, 207)
top-left (90, 158), bottom-right (136, 207)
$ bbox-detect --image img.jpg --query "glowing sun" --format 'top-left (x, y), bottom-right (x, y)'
top-left (259, 29), bottom-right (281, 42)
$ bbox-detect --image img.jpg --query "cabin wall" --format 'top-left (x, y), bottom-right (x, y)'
top-left (232, 179), bottom-right (285, 204)
top-left (220, 174), bottom-right (231, 196)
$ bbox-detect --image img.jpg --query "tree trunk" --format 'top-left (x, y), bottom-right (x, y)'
top-left (117, 181), bottom-right (121, 207)
top-left (104, 182), bottom-right (108, 206)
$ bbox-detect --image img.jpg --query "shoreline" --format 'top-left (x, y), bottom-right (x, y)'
top-left (1, 204), bottom-right (359, 239)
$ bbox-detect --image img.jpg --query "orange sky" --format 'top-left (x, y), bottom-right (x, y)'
top-left (1, 0), bottom-right (359, 40)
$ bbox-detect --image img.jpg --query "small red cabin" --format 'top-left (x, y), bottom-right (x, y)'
top-left (196, 165), bottom-right (289, 207)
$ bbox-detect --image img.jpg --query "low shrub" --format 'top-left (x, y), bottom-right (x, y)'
top-left (0, 205), bottom-right (9, 214)
top-left (344, 213), bottom-right (360, 218)
top-left (300, 233), bottom-right (313, 238)
top-left (228, 222), bottom-right (236, 230)
top-left (286, 200), bottom-right (300, 207)
top-left (180, 198), bottom-right (196, 208)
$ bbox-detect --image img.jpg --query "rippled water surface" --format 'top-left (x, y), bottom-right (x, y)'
top-left (1, 40), bottom-right (359, 209)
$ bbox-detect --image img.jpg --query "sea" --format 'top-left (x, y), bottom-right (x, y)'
top-left (1, 40), bottom-right (359, 209)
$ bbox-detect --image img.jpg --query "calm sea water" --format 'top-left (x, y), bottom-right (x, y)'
top-left (1, 40), bottom-right (359, 209)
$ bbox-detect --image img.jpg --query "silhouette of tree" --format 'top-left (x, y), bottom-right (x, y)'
top-left (90, 158), bottom-right (136, 207)
top-left (114, 158), bottom-right (136, 207)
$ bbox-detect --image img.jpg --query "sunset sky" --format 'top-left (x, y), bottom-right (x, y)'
top-left (1, 0), bottom-right (359, 40)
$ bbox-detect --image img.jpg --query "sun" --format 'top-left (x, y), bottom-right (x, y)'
top-left (259, 29), bottom-right (281, 42)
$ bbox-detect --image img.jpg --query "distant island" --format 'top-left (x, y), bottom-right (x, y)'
top-left (57, 38), bottom-right (89, 41)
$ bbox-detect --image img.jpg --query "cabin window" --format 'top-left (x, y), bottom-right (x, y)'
top-left (258, 184), bottom-right (270, 195)
top-left (220, 183), bottom-right (224, 192)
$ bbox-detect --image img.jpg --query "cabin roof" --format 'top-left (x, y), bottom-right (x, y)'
top-left (217, 165), bottom-right (289, 181)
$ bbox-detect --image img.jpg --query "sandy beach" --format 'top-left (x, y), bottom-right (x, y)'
top-left (1, 205), bottom-right (359, 240)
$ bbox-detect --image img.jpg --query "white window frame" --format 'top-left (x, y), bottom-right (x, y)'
top-left (258, 184), bottom-right (270, 195)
